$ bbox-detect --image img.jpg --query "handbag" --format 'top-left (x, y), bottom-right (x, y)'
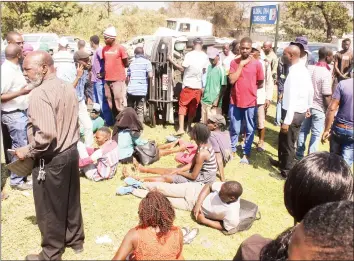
top-left (134, 141), bottom-right (160, 166)
top-left (222, 199), bottom-right (261, 235)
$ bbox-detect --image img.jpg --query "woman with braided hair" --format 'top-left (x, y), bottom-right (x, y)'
top-left (112, 191), bottom-right (184, 260)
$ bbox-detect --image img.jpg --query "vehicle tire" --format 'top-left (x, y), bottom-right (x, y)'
top-left (186, 36), bottom-right (216, 48)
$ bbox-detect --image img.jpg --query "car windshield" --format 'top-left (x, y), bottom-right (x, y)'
top-left (23, 35), bottom-right (40, 42)
top-left (65, 37), bottom-right (75, 43)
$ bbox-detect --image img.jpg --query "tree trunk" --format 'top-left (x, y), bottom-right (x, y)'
top-left (318, 3), bottom-right (333, 42)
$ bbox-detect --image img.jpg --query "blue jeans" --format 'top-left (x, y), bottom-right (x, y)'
top-left (229, 105), bottom-right (256, 156)
top-left (274, 91), bottom-right (282, 126)
top-left (1, 110), bottom-right (28, 185)
top-left (330, 125), bottom-right (354, 167)
top-left (93, 81), bottom-right (114, 126)
top-left (296, 108), bottom-right (325, 160)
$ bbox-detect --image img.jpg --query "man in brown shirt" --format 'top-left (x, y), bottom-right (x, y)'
top-left (333, 38), bottom-right (353, 88)
top-left (15, 51), bottom-right (85, 261)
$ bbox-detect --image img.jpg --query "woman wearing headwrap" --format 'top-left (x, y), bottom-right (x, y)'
top-left (22, 43), bottom-right (34, 57)
top-left (112, 108), bottom-right (147, 163)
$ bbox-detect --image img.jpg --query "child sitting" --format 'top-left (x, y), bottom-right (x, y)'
top-left (118, 180), bottom-right (243, 233)
top-left (80, 103), bottom-right (104, 137)
top-left (78, 127), bottom-right (119, 181)
top-left (124, 123), bottom-right (217, 184)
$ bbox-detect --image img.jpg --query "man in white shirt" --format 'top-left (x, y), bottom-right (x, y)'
top-left (296, 47), bottom-right (333, 160)
top-left (1, 44), bottom-right (32, 190)
top-left (176, 38), bottom-right (209, 135)
top-left (123, 180), bottom-right (243, 232)
top-left (270, 45), bottom-right (314, 178)
top-left (53, 37), bottom-right (81, 87)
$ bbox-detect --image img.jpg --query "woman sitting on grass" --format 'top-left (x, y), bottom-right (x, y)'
top-left (112, 191), bottom-right (184, 260)
top-left (124, 123), bottom-right (217, 184)
top-left (112, 108), bottom-right (147, 164)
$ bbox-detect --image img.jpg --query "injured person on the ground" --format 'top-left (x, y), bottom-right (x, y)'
top-left (118, 180), bottom-right (243, 232)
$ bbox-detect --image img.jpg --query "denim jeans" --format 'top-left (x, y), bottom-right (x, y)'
top-left (93, 81), bottom-right (114, 126)
top-left (330, 125), bottom-right (354, 167)
top-left (229, 105), bottom-right (256, 155)
top-left (1, 110), bottom-right (28, 185)
top-left (296, 108), bottom-right (325, 160)
top-left (274, 91), bottom-right (282, 126)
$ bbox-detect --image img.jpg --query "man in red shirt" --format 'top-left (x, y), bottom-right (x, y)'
top-left (102, 26), bottom-right (129, 116)
top-left (228, 37), bottom-right (264, 164)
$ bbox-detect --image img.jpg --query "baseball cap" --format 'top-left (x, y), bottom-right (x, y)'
top-left (251, 43), bottom-right (262, 52)
top-left (73, 50), bottom-right (90, 62)
top-left (193, 37), bottom-right (203, 45)
top-left (290, 36), bottom-right (309, 50)
top-left (207, 47), bottom-right (220, 59)
top-left (208, 114), bottom-right (226, 126)
top-left (58, 37), bottom-right (69, 48)
top-left (103, 26), bottom-right (117, 38)
top-left (91, 103), bottom-right (101, 113)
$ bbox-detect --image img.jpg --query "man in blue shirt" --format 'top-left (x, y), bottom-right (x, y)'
top-left (74, 50), bottom-right (94, 146)
top-left (126, 47), bottom-right (153, 123)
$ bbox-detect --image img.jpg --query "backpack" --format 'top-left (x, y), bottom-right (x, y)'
top-left (222, 199), bottom-right (261, 235)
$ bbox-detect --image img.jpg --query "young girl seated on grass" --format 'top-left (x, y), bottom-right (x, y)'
top-left (124, 123), bottom-right (217, 184)
top-left (112, 191), bottom-right (184, 260)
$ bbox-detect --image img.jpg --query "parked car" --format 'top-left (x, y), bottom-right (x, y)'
top-left (276, 42), bottom-right (338, 62)
top-left (22, 33), bottom-right (59, 54)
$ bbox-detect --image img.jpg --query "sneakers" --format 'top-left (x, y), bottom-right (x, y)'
top-left (11, 182), bottom-right (32, 191)
top-left (240, 157), bottom-right (250, 165)
top-left (124, 177), bottom-right (143, 188)
top-left (116, 186), bottom-right (134, 196)
top-left (183, 228), bottom-right (199, 244)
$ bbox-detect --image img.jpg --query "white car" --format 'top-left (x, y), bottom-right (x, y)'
top-left (22, 33), bottom-right (59, 53)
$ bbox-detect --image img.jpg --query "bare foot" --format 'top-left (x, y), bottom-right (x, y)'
top-left (122, 166), bottom-right (130, 178)
top-left (175, 130), bottom-right (185, 136)
top-left (133, 158), bottom-right (141, 171)
top-left (1, 192), bottom-right (9, 201)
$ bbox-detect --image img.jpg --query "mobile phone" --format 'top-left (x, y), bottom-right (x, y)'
top-left (7, 149), bottom-right (15, 155)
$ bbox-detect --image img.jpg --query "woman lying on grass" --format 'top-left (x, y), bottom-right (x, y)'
top-left (124, 123), bottom-right (217, 184)
top-left (112, 191), bottom-right (184, 260)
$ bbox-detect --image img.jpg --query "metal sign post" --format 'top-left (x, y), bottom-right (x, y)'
top-left (250, 5), bottom-right (280, 49)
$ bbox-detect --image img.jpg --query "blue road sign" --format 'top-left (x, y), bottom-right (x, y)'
top-left (251, 5), bottom-right (278, 25)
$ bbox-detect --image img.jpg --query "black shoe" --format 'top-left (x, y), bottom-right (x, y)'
top-left (11, 182), bottom-right (32, 191)
top-left (269, 158), bottom-right (280, 168)
top-left (280, 170), bottom-right (288, 178)
top-left (25, 254), bottom-right (40, 261)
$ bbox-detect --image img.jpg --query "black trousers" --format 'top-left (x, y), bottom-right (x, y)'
top-left (127, 94), bottom-right (145, 124)
top-left (278, 109), bottom-right (306, 174)
top-left (32, 145), bottom-right (84, 260)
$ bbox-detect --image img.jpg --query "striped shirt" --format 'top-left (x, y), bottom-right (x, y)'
top-left (127, 55), bottom-right (152, 96)
top-left (23, 74), bottom-right (79, 159)
top-left (308, 64), bottom-right (332, 112)
top-left (198, 145), bottom-right (217, 183)
top-left (53, 50), bottom-right (77, 83)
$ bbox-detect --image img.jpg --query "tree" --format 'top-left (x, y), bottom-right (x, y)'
top-left (281, 2), bottom-right (353, 42)
top-left (102, 2), bottom-right (123, 18)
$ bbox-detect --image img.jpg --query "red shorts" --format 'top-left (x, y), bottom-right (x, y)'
top-left (178, 87), bottom-right (202, 117)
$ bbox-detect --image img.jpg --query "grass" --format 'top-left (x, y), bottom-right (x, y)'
top-left (1, 103), bottom-right (330, 260)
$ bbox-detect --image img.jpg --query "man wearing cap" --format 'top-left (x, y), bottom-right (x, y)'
top-left (74, 50), bottom-right (94, 147)
top-left (102, 26), bottom-right (129, 116)
top-left (53, 37), bottom-right (83, 87)
top-left (90, 35), bottom-right (114, 126)
top-left (176, 37), bottom-right (209, 135)
top-left (207, 114), bottom-right (232, 182)
top-left (80, 103), bottom-right (104, 136)
top-left (228, 37), bottom-right (264, 165)
top-left (200, 47), bottom-right (227, 124)
top-left (290, 36), bottom-right (315, 67)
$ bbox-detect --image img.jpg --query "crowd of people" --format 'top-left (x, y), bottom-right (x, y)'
top-left (0, 25), bottom-right (353, 261)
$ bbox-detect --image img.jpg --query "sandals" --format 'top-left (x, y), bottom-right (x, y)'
top-left (124, 177), bottom-right (143, 188)
top-left (166, 135), bottom-right (178, 143)
top-left (116, 186), bottom-right (134, 195)
top-left (183, 227), bottom-right (199, 244)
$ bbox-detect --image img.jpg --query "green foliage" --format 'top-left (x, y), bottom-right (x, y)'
top-left (281, 2), bottom-right (353, 42)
